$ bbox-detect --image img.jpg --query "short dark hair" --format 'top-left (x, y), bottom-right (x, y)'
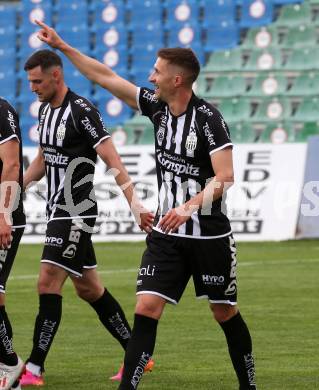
top-left (24, 49), bottom-right (63, 71)
top-left (157, 47), bottom-right (200, 84)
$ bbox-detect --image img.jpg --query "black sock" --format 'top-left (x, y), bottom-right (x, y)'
top-left (0, 306), bottom-right (18, 365)
top-left (90, 288), bottom-right (131, 350)
top-left (220, 312), bottom-right (257, 390)
top-left (118, 314), bottom-right (158, 390)
top-left (28, 294), bottom-right (62, 369)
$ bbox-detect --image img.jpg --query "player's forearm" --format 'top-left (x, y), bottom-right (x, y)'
top-left (184, 175), bottom-right (234, 213)
top-left (23, 157), bottom-right (45, 190)
top-left (0, 163), bottom-right (20, 219)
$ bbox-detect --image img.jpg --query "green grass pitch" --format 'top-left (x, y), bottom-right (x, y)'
top-left (7, 240), bottom-right (319, 389)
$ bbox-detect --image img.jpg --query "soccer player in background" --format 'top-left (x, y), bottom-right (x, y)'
top-left (35, 22), bottom-right (258, 390)
top-left (18, 49), bottom-right (154, 387)
top-left (0, 98), bottom-right (25, 390)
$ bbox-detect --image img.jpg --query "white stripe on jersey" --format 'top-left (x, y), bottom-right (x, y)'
top-left (174, 114), bottom-right (185, 155)
top-left (49, 166), bottom-right (55, 209)
top-left (49, 108), bottom-right (61, 145)
top-left (188, 178), bottom-right (201, 236)
top-left (175, 176), bottom-right (186, 235)
top-left (186, 107), bottom-right (197, 158)
top-left (57, 102), bottom-right (71, 147)
top-left (164, 171), bottom-right (174, 212)
top-left (158, 170), bottom-right (166, 217)
top-left (51, 167), bottom-right (66, 219)
top-left (42, 105), bottom-right (51, 144)
top-left (165, 114), bottom-right (173, 150)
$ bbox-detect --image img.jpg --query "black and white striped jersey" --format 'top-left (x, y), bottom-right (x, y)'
top-left (38, 89), bottom-right (110, 221)
top-left (137, 87), bottom-right (233, 238)
top-left (0, 98), bottom-right (25, 227)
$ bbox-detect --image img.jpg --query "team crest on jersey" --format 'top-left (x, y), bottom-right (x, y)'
top-left (56, 122), bottom-right (66, 141)
top-left (185, 127), bottom-right (197, 152)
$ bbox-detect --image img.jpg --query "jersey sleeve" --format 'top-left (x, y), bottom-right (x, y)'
top-left (77, 105), bottom-right (111, 148)
top-left (136, 87), bottom-right (161, 120)
top-left (203, 111), bottom-right (233, 155)
top-left (0, 100), bottom-right (20, 145)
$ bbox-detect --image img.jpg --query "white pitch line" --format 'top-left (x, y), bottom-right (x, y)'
top-left (8, 258), bottom-right (319, 281)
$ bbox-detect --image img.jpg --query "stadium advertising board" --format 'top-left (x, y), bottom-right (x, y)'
top-left (22, 144), bottom-right (307, 243)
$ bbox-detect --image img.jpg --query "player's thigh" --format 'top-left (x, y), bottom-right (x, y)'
top-left (136, 230), bottom-right (191, 305)
top-left (0, 227), bottom-right (24, 295)
top-left (191, 234), bottom-right (237, 305)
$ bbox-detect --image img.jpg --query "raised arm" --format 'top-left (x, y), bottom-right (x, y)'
top-left (35, 20), bottom-right (138, 109)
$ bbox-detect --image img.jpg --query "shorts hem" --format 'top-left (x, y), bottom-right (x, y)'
top-left (83, 265), bottom-right (97, 269)
top-left (136, 290), bottom-right (177, 305)
top-left (197, 295), bottom-right (237, 305)
top-left (41, 259), bottom-right (82, 277)
top-left (152, 227), bottom-right (232, 239)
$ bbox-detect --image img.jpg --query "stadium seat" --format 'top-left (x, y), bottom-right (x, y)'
top-left (165, 0), bottom-right (200, 28)
top-left (241, 25), bottom-right (281, 50)
top-left (94, 47), bottom-right (129, 72)
top-left (239, 0), bottom-right (274, 27)
top-left (202, 75), bottom-right (247, 99)
top-left (293, 97), bottom-right (319, 122)
top-left (0, 70), bottom-right (16, 103)
top-left (244, 48), bottom-right (283, 72)
top-left (283, 48), bottom-right (319, 71)
top-left (218, 98), bottom-right (252, 123)
top-left (167, 22), bottom-right (201, 47)
top-left (64, 70), bottom-right (93, 98)
top-left (258, 121), bottom-right (295, 143)
top-left (55, 2), bottom-right (89, 27)
top-left (128, 0), bottom-right (163, 29)
top-left (0, 5), bottom-right (17, 28)
top-left (281, 25), bottom-right (317, 49)
top-left (252, 97), bottom-right (291, 122)
top-left (0, 28), bottom-right (16, 49)
top-left (55, 25), bottom-right (90, 49)
top-left (204, 20), bottom-right (239, 52)
top-left (123, 113), bottom-right (153, 144)
top-left (229, 122), bottom-right (257, 143)
top-left (294, 121), bottom-right (319, 141)
top-left (131, 68), bottom-right (154, 89)
top-left (94, 24), bottom-right (128, 49)
top-left (131, 22), bottom-right (164, 47)
top-left (286, 73), bottom-right (319, 97)
top-left (92, 1), bottom-right (126, 26)
top-left (274, 2), bottom-right (312, 27)
top-left (96, 95), bottom-right (133, 126)
top-left (18, 2), bottom-right (53, 28)
top-left (246, 74), bottom-right (288, 97)
top-left (204, 49), bottom-right (243, 73)
top-left (0, 48), bottom-right (16, 72)
top-left (201, 0), bottom-right (237, 27)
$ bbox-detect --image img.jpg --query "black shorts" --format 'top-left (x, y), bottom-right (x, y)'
top-left (136, 230), bottom-right (237, 305)
top-left (41, 218), bottom-right (97, 277)
top-left (0, 227), bottom-right (24, 293)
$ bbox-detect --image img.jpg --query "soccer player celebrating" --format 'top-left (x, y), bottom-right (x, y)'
top-left (19, 49), bottom-right (154, 387)
top-left (35, 22), bottom-right (258, 390)
top-left (0, 98), bottom-right (25, 390)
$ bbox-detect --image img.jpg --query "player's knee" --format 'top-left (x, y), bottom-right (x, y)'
top-left (75, 284), bottom-right (102, 302)
top-left (135, 295), bottom-right (165, 319)
top-left (210, 303), bottom-right (238, 323)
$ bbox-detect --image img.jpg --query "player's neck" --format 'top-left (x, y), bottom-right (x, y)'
top-left (168, 89), bottom-right (193, 117)
top-left (50, 84), bottom-right (68, 108)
